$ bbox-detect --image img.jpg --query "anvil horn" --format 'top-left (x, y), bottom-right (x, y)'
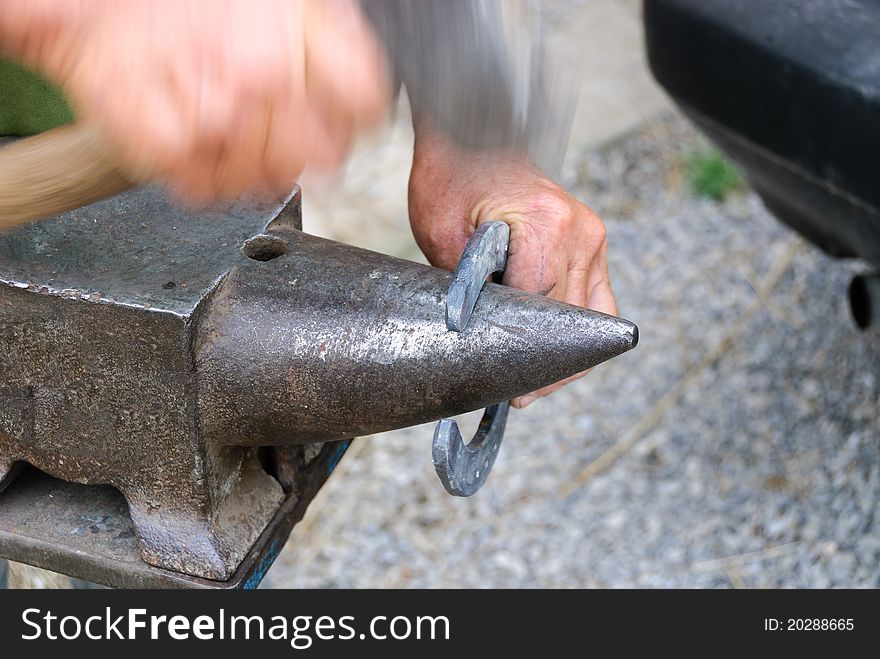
top-left (196, 228), bottom-right (638, 445)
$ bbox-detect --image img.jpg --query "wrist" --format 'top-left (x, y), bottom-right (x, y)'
top-left (413, 113), bottom-right (540, 181)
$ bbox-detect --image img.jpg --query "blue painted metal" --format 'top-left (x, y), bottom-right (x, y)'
top-left (326, 440), bottom-right (352, 477)
top-left (242, 539), bottom-right (283, 590)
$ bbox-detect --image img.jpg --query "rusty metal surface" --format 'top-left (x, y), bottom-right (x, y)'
top-left (0, 441), bottom-right (348, 589)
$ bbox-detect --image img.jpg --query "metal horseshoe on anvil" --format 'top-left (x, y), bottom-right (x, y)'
top-left (432, 221), bottom-right (513, 497)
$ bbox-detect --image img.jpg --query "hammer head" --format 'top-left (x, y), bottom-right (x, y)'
top-left (361, 0), bottom-right (576, 175)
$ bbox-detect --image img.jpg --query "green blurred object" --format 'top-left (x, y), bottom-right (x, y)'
top-left (686, 149), bottom-right (744, 201)
top-left (0, 57), bottom-right (74, 136)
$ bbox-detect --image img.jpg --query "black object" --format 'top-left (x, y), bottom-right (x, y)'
top-left (644, 0), bottom-right (880, 268)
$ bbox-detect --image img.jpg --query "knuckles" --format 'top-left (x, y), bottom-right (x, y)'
top-left (522, 186), bottom-right (607, 250)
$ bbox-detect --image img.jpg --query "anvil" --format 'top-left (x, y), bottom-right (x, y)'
top-left (0, 186), bottom-right (637, 587)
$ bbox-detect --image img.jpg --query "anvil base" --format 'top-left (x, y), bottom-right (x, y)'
top-left (0, 441), bottom-right (349, 589)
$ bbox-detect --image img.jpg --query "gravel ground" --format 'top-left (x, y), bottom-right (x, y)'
top-left (266, 112), bottom-right (880, 588)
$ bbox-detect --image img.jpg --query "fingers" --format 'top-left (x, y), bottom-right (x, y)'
top-left (300, 98), bottom-right (355, 176)
top-left (509, 264), bottom-right (605, 409)
top-left (0, 0), bottom-right (99, 72)
top-left (262, 45), bottom-right (309, 194)
top-left (499, 221), bottom-right (565, 298)
top-left (512, 372), bottom-right (584, 409)
top-left (298, 0), bottom-right (390, 177)
top-left (202, 0), bottom-right (389, 197)
top-left (586, 268), bottom-right (618, 317)
top-left (84, 77), bottom-right (190, 186)
top-left (303, 0), bottom-right (391, 132)
top-left (51, 0), bottom-right (390, 203)
top-left (565, 238), bottom-right (617, 317)
top-left (512, 245), bottom-right (612, 408)
top-left (509, 203), bottom-right (616, 409)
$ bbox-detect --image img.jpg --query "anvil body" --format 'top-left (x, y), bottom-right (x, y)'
top-left (0, 182), bottom-right (636, 583)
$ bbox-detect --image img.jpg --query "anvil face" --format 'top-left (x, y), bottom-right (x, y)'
top-left (0, 185), bottom-right (299, 314)
top-left (0, 187), bottom-right (303, 580)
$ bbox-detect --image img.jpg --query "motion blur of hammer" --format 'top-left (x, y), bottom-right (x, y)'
top-left (0, 0), bottom-right (573, 227)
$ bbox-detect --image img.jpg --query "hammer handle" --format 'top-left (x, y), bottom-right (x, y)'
top-left (0, 123), bottom-right (135, 231)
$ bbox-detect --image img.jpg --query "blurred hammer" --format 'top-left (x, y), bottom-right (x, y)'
top-left (0, 0), bottom-right (573, 231)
